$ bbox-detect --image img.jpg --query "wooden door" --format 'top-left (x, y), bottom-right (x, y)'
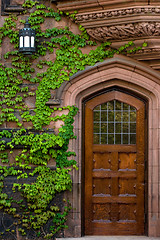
top-left (84, 91), bottom-right (145, 235)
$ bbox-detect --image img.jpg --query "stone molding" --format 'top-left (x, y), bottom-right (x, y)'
top-left (74, 6), bottom-right (160, 42)
top-left (59, 55), bottom-right (160, 103)
top-left (1, 0), bottom-right (24, 15)
top-left (76, 7), bottom-right (160, 22)
top-left (128, 47), bottom-right (160, 55)
top-left (86, 22), bottom-right (160, 41)
top-left (56, 0), bottom-right (150, 13)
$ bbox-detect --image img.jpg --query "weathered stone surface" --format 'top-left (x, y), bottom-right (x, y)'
top-left (1, 0), bottom-right (160, 238)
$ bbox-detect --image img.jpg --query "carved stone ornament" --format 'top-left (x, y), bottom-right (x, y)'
top-left (76, 7), bottom-right (160, 22)
top-left (87, 22), bottom-right (160, 41)
top-left (75, 7), bottom-right (160, 42)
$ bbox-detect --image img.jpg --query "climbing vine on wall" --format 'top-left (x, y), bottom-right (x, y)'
top-left (0, 0), bottom-right (147, 239)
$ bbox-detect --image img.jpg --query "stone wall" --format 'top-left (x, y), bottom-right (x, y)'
top-left (0, 0), bottom-right (160, 238)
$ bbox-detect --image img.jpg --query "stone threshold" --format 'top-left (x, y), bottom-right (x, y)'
top-left (56, 236), bottom-right (159, 240)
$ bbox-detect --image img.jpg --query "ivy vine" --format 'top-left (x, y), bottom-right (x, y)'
top-left (0, 0), bottom-right (147, 239)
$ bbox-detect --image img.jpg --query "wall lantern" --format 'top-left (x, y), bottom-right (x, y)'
top-left (19, 19), bottom-right (36, 55)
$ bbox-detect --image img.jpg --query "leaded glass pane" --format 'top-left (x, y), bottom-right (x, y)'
top-left (122, 112), bottom-right (128, 122)
top-left (123, 103), bottom-right (129, 110)
top-left (94, 134), bottom-right (99, 144)
top-left (94, 111), bottom-right (100, 121)
top-left (115, 134), bottom-right (121, 144)
top-left (101, 112), bottom-right (107, 121)
top-left (123, 123), bottom-right (128, 133)
top-left (108, 111), bottom-right (114, 121)
top-left (116, 101), bottom-right (122, 110)
top-left (108, 134), bottom-right (114, 144)
top-left (94, 123), bottom-right (100, 133)
top-left (130, 134), bottom-right (136, 144)
top-left (130, 123), bottom-right (136, 133)
top-left (116, 123), bottom-right (121, 133)
top-left (101, 134), bottom-right (107, 144)
top-left (101, 123), bottom-right (107, 133)
top-left (123, 134), bottom-right (128, 144)
top-left (115, 112), bottom-right (121, 121)
top-left (94, 105), bottom-right (100, 110)
top-left (101, 103), bottom-right (107, 110)
top-left (130, 112), bottom-right (136, 122)
top-left (108, 101), bottom-right (114, 110)
top-left (130, 106), bottom-right (135, 110)
top-left (108, 123), bottom-right (114, 133)
top-left (93, 100), bottom-right (136, 144)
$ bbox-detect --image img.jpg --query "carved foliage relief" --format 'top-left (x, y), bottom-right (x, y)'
top-left (76, 7), bottom-right (160, 41)
top-left (87, 22), bottom-right (160, 41)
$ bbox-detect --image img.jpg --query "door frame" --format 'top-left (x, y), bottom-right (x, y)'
top-left (82, 86), bottom-right (148, 236)
top-left (60, 56), bottom-right (160, 237)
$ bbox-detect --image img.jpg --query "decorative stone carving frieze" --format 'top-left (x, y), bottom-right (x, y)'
top-left (87, 22), bottom-right (160, 41)
top-left (70, 5), bottom-right (160, 61)
top-left (76, 7), bottom-right (160, 22)
top-left (75, 6), bottom-right (160, 42)
top-left (127, 47), bottom-right (160, 59)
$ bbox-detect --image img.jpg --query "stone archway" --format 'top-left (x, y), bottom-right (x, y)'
top-left (60, 54), bottom-right (160, 237)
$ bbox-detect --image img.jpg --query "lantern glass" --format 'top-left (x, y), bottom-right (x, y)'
top-left (24, 36), bottom-right (30, 48)
top-left (20, 36), bottom-right (23, 48)
top-left (31, 36), bottom-right (34, 47)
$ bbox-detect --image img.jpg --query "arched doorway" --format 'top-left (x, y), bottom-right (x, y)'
top-left (84, 90), bottom-right (146, 235)
top-left (60, 55), bottom-right (160, 237)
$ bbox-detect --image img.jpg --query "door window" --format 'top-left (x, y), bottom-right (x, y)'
top-left (93, 100), bottom-right (136, 144)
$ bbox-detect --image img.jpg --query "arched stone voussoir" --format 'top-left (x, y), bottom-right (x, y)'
top-left (60, 54), bottom-right (160, 106)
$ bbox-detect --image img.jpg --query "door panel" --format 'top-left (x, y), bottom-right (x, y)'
top-left (84, 91), bottom-right (145, 235)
